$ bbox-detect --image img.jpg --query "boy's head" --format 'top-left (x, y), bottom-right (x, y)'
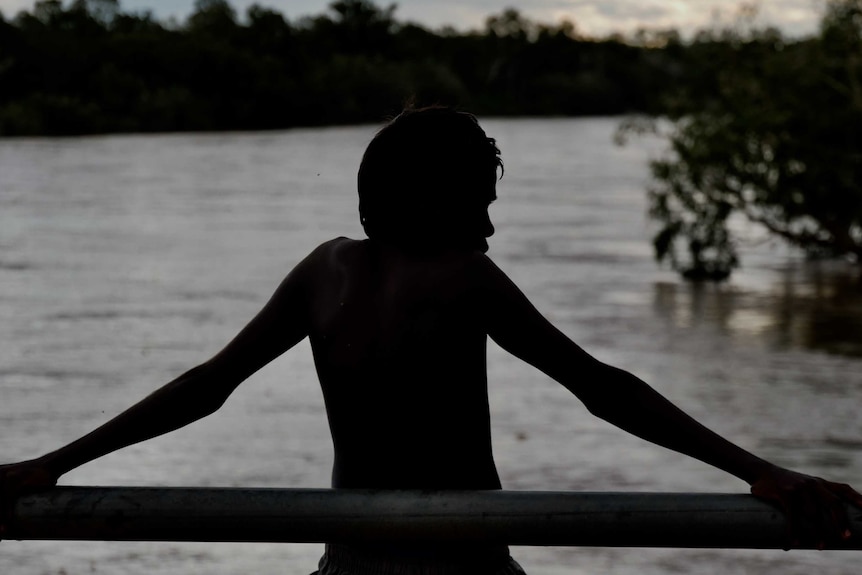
top-left (358, 107), bottom-right (503, 253)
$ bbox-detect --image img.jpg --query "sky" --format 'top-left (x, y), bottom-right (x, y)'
top-left (0, 0), bottom-right (828, 38)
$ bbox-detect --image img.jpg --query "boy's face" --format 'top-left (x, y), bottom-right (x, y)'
top-left (465, 189), bottom-right (496, 253)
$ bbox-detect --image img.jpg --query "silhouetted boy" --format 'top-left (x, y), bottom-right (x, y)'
top-left (2, 107), bottom-right (860, 575)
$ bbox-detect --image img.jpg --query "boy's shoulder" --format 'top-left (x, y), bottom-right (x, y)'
top-left (299, 237), bottom-right (506, 289)
top-left (301, 236), bottom-right (361, 266)
top-left (308, 236), bottom-right (494, 264)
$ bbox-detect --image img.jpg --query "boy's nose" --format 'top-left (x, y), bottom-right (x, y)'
top-left (482, 212), bottom-right (495, 238)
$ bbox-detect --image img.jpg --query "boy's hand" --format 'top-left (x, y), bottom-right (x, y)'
top-left (750, 465), bottom-right (862, 549)
top-left (0, 459), bottom-right (58, 541)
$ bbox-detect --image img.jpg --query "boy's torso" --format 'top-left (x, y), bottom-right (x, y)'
top-left (304, 238), bottom-right (501, 490)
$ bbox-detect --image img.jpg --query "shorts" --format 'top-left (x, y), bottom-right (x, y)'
top-left (310, 543), bottom-right (527, 575)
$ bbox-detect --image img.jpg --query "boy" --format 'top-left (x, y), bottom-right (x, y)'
top-left (1, 107), bottom-right (860, 575)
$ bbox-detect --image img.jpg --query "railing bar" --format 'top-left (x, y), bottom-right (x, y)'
top-left (6, 487), bottom-right (862, 549)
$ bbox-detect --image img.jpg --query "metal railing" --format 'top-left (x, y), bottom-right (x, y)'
top-left (5, 487), bottom-right (862, 549)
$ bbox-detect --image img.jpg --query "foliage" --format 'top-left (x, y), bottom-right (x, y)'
top-left (640, 0), bottom-right (862, 280)
top-left (0, 0), bottom-right (674, 135)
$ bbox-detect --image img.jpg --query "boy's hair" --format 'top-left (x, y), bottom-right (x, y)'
top-left (358, 106), bottom-right (503, 251)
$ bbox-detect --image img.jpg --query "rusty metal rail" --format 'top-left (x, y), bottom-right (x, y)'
top-left (5, 487), bottom-right (862, 549)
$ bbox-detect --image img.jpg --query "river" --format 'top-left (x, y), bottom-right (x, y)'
top-left (1, 118), bottom-right (861, 574)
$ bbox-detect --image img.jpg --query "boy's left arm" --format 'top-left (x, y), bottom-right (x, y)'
top-left (477, 254), bottom-right (862, 548)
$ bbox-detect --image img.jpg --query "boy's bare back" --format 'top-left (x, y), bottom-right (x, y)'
top-left (304, 237), bottom-right (501, 490)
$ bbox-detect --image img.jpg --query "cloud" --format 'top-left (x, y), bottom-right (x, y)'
top-left (572, 0), bottom-right (673, 20)
top-left (529, 0), bottom-right (821, 37)
top-left (0, 0), bottom-right (34, 18)
top-left (0, 0), bottom-right (822, 37)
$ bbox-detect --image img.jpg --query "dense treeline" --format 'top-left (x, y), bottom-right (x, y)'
top-left (1, 0), bottom-right (687, 135)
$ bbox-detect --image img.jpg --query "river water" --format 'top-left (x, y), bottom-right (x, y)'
top-left (1, 118), bottom-right (861, 574)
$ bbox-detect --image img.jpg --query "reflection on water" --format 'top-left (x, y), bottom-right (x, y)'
top-left (653, 260), bottom-right (862, 357)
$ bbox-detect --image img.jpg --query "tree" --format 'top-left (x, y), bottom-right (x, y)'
top-left (75, 0), bottom-right (118, 26)
top-left (187, 0), bottom-right (237, 37)
top-left (485, 8), bottom-right (535, 41)
top-left (638, 0), bottom-right (862, 280)
top-left (325, 0), bottom-right (396, 55)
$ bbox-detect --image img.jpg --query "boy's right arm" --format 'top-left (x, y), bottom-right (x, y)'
top-left (478, 254), bottom-right (862, 548)
top-left (0, 244), bottom-right (325, 500)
